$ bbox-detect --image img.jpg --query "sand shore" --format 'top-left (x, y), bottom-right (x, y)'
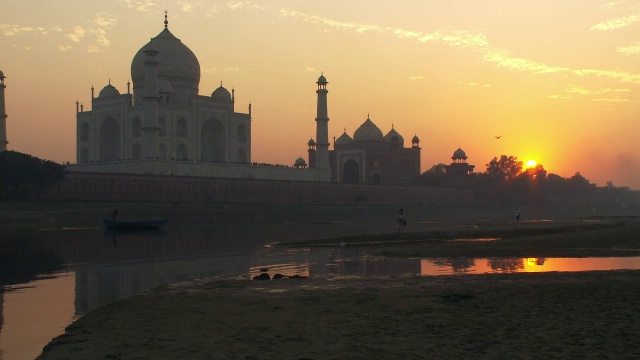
top-left (39, 270), bottom-right (640, 359)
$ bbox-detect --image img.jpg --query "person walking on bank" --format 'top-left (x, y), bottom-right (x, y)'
top-left (515, 208), bottom-right (521, 223)
top-left (397, 208), bottom-right (406, 231)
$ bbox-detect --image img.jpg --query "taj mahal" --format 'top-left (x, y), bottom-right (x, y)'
top-left (0, 15), bottom-right (477, 187)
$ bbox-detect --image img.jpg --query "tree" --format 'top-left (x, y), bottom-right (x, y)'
top-left (486, 155), bottom-right (523, 182)
top-left (418, 163), bottom-right (447, 186)
top-left (0, 151), bottom-right (65, 199)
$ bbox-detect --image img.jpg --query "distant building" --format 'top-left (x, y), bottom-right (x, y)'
top-left (0, 69), bottom-right (7, 152)
top-left (327, 116), bottom-right (421, 185)
top-left (444, 147), bottom-right (475, 187)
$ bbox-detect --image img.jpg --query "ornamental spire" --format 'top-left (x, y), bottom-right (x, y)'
top-left (164, 10), bottom-right (168, 29)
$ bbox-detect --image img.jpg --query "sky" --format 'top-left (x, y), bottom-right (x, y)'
top-left (1, 0), bottom-right (639, 189)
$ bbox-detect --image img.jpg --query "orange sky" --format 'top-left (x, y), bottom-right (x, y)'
top-left (2, 1), bottom-right (639, 188)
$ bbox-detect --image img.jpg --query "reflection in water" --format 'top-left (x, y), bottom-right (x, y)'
top-left (2, 220), bottom-right (640, 360)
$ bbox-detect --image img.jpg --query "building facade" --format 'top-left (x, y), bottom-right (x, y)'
top-left (327, 116), bottom-right (421, 185)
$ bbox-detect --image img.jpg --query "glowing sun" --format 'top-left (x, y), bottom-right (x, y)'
top-left (526, 159), bottom-right (537, 168)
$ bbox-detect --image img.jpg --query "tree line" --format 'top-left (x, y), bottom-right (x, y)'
top-left (0, 150), bottom-right (65, 200)
top-left (418, 155), bottom-right (638, 212)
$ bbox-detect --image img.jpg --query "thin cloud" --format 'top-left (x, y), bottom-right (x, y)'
top-left (66, 26), bottom-right (86, 43)
top-left (224, 67), bottom-right (240, 72)
top-left (178, 1), bottom-right (203, 12)
top-left (58, 45), bottom-right (73, 52)
top-left (119, 0), bottom-right (159, 12)
top-left (565, 86), bottom-right (630, 95)
top-left (93, 12), bottom-right (117, 29)
top-left (204, 6), bottom-right (219, 17)
top-left (0, 24), bottom-right (47, 36)
top-left (590, 98), bottom-right (628, 102)
top-left (590, 12), bottom-right (640, 31)
top-left (409, 76), bottom-right (423, 80)
top-left (304, 67), bottom-right (316, 72)
top-left (202, 67), bottom-right (217, 73)
top-left (618, 43), bottom-right (640, 55)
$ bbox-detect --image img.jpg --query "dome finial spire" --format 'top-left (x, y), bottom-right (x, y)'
top-left (164, 10), bottom-right (168, 29)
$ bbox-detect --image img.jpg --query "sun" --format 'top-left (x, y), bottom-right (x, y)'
top-left (525, 159), bottom-right (537, 168)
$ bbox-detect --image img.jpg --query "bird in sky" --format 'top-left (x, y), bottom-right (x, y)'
top-left (495, 135), bottom-right (502, 139)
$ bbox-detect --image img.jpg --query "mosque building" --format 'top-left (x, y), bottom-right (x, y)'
top-left (320, 117), bottom-right (421, 185)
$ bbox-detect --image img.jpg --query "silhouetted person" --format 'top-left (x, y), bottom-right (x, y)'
top-left (397, 208), bottom-right (406, 231)
top-left (515, 208), bottom-right (521, 223)
top-left (112, 208), bottom-right (118, 222)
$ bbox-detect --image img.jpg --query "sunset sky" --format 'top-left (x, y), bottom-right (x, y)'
top-left (2, 1), bottom-right (639, 188)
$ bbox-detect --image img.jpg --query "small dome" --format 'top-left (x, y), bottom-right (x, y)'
top-left (98, 83), bottom-right (120, 98)
top-left (412, 134), bottom-right (420, 143)
top-left (353, 116), bottom-right (384, 142)
top-left (452, 147), bottom-right (467, 159)
top-left (307, 138), bottom-right (316, 146)
top-left (158, 78), bottom-right (173, 94)
top-left (211, 85), bottom-right (232, 102)
top-left (384, 127), bottom-right (404, 146)
top-left (294, 156), bottom-right (307, 167)
top-left (335, 130), bottom-right (353, 146)
top-left (317, 74), bottom-right (327, 84)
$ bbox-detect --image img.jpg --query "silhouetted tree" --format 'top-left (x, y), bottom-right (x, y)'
top-left (418, 163), bottom-right (447, 186)
top-left (0, 151), bottom-right (65, 199)
top-left (486, 155), bottom-right (523, 182)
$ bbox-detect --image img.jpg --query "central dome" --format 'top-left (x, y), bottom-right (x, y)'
top-left (353, 117), bottom-right (384, 142)
top-left (131, 28), bottom-right (200, 95)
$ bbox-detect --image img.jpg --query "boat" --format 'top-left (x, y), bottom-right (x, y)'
top-left (103, 218), bottom-right (169, 229)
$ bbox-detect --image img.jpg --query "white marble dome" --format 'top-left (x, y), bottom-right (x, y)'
top-left (211, 85), bottom-right (232, 102)
top-left (98, 83), bottom-right (120, 98)
top-left (131, 28), bottom-right (200, 94)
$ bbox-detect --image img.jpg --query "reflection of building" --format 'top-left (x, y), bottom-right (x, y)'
top-left (0, 69), bottom-right (7, 152)
top-left (445, 147), bottom-right (475, 188)
top-left (328, 116), bottom-right (421, 185)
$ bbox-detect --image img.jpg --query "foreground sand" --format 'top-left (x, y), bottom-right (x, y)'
top-left (39, 270), bottom-right (640, 359)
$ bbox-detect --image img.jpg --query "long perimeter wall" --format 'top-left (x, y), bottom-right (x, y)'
top-left (42, 172), bottom-right (473, 206)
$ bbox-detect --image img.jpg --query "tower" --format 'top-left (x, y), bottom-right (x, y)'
top-left (141, 40), bottom-right (161, 159)
top-left (315, 74), bottom-right (330, 169)
top-left (0, 70), bottom-right (7, 152)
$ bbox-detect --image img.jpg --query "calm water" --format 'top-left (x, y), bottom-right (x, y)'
top-left (1, 220), bottom-right (640, 360)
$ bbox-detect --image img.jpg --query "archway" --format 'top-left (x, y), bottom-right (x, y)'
top-left (132, 143), bottom-right (141, 160)
top-left (176, 143), bottom-right (188, 160)
top-left (79, 147), bottom-right (89, 163)
top-left (201, 118), bottom-right (225, 162)
top-left (372, 172), bottom-right (381, 184)
top-left (99, 117), bottom-right (120, 162)
top-left (177, 118), bottom-right (187, 138)
top-left (131, 117), bottom-right (142, 138)
top-left (79, 123), bottom-right (89, 142)
top-left (237, 124), bottom-right (247, 143)
top-left (237, 148), bottom-right (247, 163)
top-left (342, 159), bottom-right (360, 184)
top-left (159, 143), bottom-right (167, 159)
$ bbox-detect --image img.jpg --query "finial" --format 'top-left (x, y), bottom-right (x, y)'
top-left (220, 81), bottom-right (223, 87)
top-left (367, 113), bottom-right (370, 119)
top-left (392, 123), bottom-right (394, 129)
top-left (344, 127), bottom-right (346, 132)
top-left (164, 10), bottom-right (168, 29)
top-left (108, 78), bottom-right (111, 85)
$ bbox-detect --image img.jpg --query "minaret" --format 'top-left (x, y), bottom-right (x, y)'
top-left (141, 39), bottom-right (161, 159)
top-left (314, 74), bottom-right (330, 169)
top-left (0, 70), bottom-right (8, 152)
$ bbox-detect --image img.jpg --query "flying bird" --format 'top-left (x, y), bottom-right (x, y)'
top-left (495, 135), bottom-right (502, 139)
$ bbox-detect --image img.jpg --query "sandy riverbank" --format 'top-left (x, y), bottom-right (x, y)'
top-left (39, 270), bottom-right (640, 359)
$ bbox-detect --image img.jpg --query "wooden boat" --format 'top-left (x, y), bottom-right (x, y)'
top-left (103, 219), bottom-right (168, 229)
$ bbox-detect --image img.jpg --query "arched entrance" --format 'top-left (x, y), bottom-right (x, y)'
top-left (372, 172), bottom-right (381, 184)
top-left (342, 159), bottom-right (360, 184)
top-left (99, 117), bottom-right (120, 162)
top-left (176, 143), bottom-right (188, 160)
top-left (201, 118), bottom-right (225, 162)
